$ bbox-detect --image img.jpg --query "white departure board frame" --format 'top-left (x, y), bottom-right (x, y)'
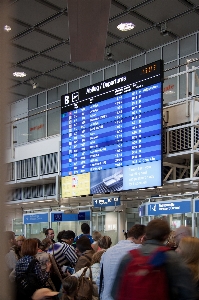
top-left (61, 60), bottom-right (164, 197)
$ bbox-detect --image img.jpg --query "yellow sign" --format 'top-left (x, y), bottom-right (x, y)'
top-left (62, 173), bottom-right (90, 197)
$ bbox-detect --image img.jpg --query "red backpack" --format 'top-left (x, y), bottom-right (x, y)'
top-left (116, 246), bottom-right (170, 300)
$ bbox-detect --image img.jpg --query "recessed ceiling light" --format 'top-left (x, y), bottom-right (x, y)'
top-left (4, 25), bottom-right (11, 32)
top-left (45, 200), bottom-right (53, 202)
top-left (30, 202), bottom-right (34, 204)
top-left (22, 203), bottom-right (28, 205)
top-left (13, 72), bottom-right (27, 77)
top-left (117, 23), bottom-right (135, 32)
top-left (38, 200), bottom-right (45, 203)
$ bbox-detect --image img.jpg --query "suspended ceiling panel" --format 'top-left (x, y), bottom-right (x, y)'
top-left (7, 0), bottom-right (199, 102)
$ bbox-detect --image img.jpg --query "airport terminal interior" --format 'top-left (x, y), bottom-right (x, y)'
top-left (4, 0), bottom-right (199, 244)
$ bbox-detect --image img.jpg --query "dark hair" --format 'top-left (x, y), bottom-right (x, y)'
top-left (45, 228), bottom-right (54, 236)
top-left (62, 276), bottom-right (78, 299)
top-left (81, 223), bottom-right (90, 234)
top-left (57, 230), bottom-right (66, 242)
top-left (76, 236), bottom-right (92, 253)
top-left (41, 238), bottom-right (52, 251)
top-left (4, 231), bottom-right (15, 241)
top-left (145, 219), bottom-right (170, 242)
top-left (62, 230), bottom-right (76, 240)
top-left (98, 236), bottom-right (112, 249)
top-left (21, 239), bottom-right (38, 256)
top-left (33, 238), bottom-right (42, 248)
top-left (127, 224), bottom-right (146, 239)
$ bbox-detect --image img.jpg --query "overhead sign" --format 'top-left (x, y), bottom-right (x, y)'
top-left (139, 205), bottom-right (145, 217)
top-left (147, 199), bottom-right (191, 216)
top-left (51, 211), bottom-right (90, 222)
top-left (93, 197), bottom-right (120, 208)
top-left (23, 213), bottom-right (48, 224)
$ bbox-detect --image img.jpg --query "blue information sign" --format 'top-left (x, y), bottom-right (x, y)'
top-left (23, 213), bottom-right (48, 224)
top-left (51, 211), bottom-right (90, 222)
top-left (194, 199), bottom-right (199, 212)
top-left (93, 197), bottom-right (120, 208)
top-left (147, 199), bottom-right (191, 216)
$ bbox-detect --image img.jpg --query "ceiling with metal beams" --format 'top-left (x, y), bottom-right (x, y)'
top-left (8, 0), bottom-right (199, 103)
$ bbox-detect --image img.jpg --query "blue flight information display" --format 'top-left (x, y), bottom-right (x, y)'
top-left (61, 60), bottom-right (163, 197)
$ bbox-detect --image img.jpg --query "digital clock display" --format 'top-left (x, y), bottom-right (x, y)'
top-left (141, 63), bottom-right (157, 75)
top-left (61, 60), bottom-right (164, 197)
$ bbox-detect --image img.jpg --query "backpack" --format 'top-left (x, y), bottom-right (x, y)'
top-left (116, 246), bottom-right (170, 300)
top-left (76, 266), bottom-right (93, 300)
top-left (16, 259), bottom-right (42, 297)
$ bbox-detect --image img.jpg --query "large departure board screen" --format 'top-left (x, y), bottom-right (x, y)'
top-left (61, 60), bottom-right (163, 197)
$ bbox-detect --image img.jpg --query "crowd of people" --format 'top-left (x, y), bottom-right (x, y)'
top-left (4, 221), bottom-right (199, 300)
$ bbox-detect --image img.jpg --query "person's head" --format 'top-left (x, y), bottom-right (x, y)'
top-left (57, 230), bottom-right (65, 242)
top-left (33, 238), bottom-right (42, 250)
top-left (98, 236), bottom-right (112, 249)
top-left (76, 236), bottom-right (92, 256)
top-left (92, 231), bottom-right (102, 242)
top-left (174, 225), bottom-right (192, 246)
top-left (176, 237), bottom-right (199, 281)
top-left (127, 224), bottom-right (146, 244)
top-left (145, 219), bottom-right (170, 242)
top-left (81, 223), bottom-right (90, 234)
top-left (21, 238), bottom-right (38, 256)
top-left (5, 231), bottom-right (16, 247)
top-left (32, 288), bottom-right (59, 300)
top-left (61, 230), bottom-right (76, 245)
top-left (91, 249), bottom-right (106, 265)
top-left (45, 228), bottom-right (55, 240)
top-left (40, 238), bottom-right (52, 251)
top-left (16, 235), bottom-right (25, 247)
top-left (62, 276), bottom-right (78, 299)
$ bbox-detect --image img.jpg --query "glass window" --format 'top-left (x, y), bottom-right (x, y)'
top-left (28, 95), bottom-right (37, 110)
top-left (117, 60), bottom-right (130, 75)
top-left (80, 75), bottom-right (90, 88)
top-left (180, 35), bottom-right (196, 58)
top-left (38, 92), bottom-right (46, 107)
top-left (104, 65), bottom-right (116, 80)
top-left (58, 84), bottom-right (68, 99)
top-left (28, 109), bottom-right (46, 142)
top-left (48, 88), bottom-right (58, 104)
top-left (92, 70), bottom-right (103, 84)
top-left (14, 120), bottom-right (29, 145)
top-left (131, 54), bottom-right (145, 70)
top-left (69, 79), bottom-right (79, 93)
top-left (146, 48), bottom-right (161, 64)
top-left (47, 103), bottom-right (60, 136)
top-left (163, 42), bottom-right (177, 63)
top-left (163, 61), bottom-right (178, 104)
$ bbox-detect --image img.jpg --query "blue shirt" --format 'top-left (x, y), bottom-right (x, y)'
top-left (74, 234), bottom-right (94, 245)
top-left (97, 240), bottom-right (141, 300)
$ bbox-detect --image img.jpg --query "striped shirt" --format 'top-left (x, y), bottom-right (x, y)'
top-left (97, 240), bottom-right (142, 300)
top-left (47, 242), bottom-right (77, 267)
top-left (15, 255), bottom-right (49, 285)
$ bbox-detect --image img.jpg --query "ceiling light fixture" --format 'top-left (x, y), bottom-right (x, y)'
top-left (4, 25), bottom-right (11, 32)
top-left (13, 72), bottom-right (27, 77)
top-left (117, 23), bottom-right (135, 31)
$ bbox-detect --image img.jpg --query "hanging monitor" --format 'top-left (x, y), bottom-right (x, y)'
top-left (61, 60), bottom-right (164, 197)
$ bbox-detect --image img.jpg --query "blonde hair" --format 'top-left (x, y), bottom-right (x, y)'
top-left (91, 249), bottom-right (106, 265)
top-left (16, 235), bottom-right (25, 242)
top-left (179, 237), bottom-right (199, 281)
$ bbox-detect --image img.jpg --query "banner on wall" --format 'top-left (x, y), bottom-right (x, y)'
top-left (23, 213), bottom-right (48, 224)
top-left (50, 211), bottom-right (91, 222)
top-left (147, 199), bottom-right (191, 216)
